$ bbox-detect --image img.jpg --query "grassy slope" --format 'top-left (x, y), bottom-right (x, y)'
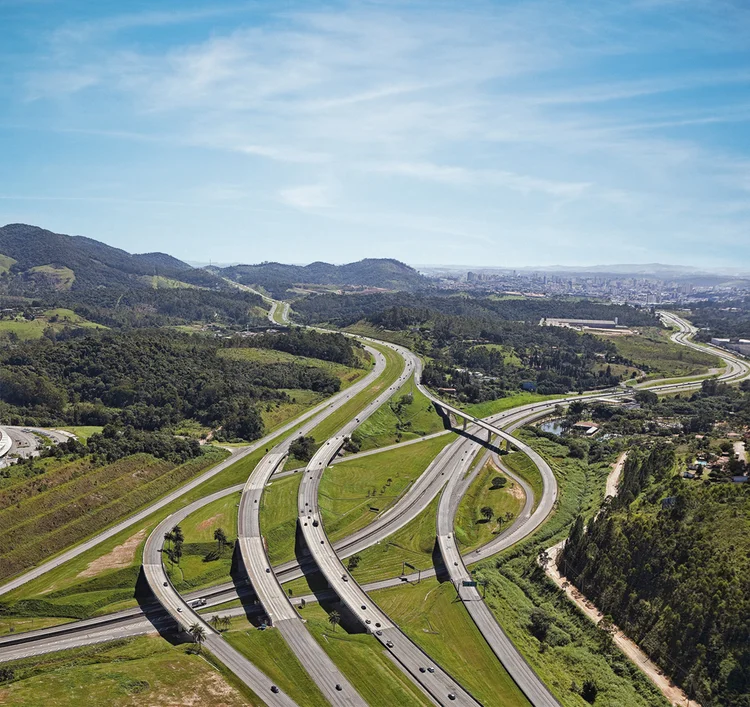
top-left (354, 374), bottom-right (446, 450)
top-left (218, 346), bottom-right (369, 391)
top-left (0, 308), bottom-right (103, 341)
top-left (374, 579), bottom-right (530, 707)
top-left (0, 449), bottom-right (229, 586)
top-left (473, 434), bottom-right (669, 707)
top-left (502, 450), bottom-right (544, 513)
top-left (454, 459), bottom-right (525, 552)
top-left (0, 253), bottom-right (17, 273)
top-left (607, 327), bottom-right (720, 380)
top-left (320, 434), bottom-right (454, 543)
top-left (0, 636), bottom-right (255, 706)
top-left (1, 445), bottom-right (272, 614)
top-left (461, 392), bottom-right (562, 419)
top-left (166, 491), bottom-right (241, 592)
top-left (58, 426), bottom-right (103, 441)
top-left (259, 473), bottom-right (301, 565)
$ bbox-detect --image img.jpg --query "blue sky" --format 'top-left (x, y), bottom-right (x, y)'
top-left (1, 0), bottom-right (749, 268)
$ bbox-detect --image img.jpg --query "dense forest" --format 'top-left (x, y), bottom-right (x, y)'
top-left (0, 329), bottom-right (353, 439)
top-left (559, 444), bottom-right (750, 706)
top-left (688, 299), bottom-right (750, 340)
top-left (292, 292), bottom-right (653, 397)
top-left (39, 287), bottom-right (266, 329)
top-left (292, 291), bottom-right (658, 327)
top-left (226, 328), bottom-right (359, 366)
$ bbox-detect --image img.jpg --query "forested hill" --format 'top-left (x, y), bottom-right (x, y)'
top-left (559, 444), bottom-right (750, 707)
top-left (219, 257), bottom-right (428, 295)
top-left (292, 291), bottom-right (658, 328)
top-left (0, 223), bottom-right (221, 291)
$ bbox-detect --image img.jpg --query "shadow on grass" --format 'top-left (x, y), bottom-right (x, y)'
top-left (134, 566), bottom-right (185, 646)
top-left (293, 520), bottom-right (365, 634)
top-left (228, 542), bottom-right (267, 628)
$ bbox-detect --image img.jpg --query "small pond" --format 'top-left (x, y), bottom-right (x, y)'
top-left (539, 419), bottom-right (565, 437)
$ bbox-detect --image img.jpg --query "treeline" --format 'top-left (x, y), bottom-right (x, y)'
top-left (559, 445), bottom-right (750, 706)
top-left (566, 379), bottom-right (750, 439)
top-left (11, 287), bottom-right (268, 329)
top-left (0, 329), bottom-right (341, 439)
top-left (225, 328), bottom-right (360, 366)
top-left (293, 292), bottom-right (658, 328)
top-left (688, 299), bottom-right (750, 341)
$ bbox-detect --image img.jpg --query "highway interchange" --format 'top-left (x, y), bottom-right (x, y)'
top-left (0, 304), bottom-right (748, 706)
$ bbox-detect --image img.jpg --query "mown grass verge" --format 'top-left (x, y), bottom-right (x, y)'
top-left (454, 457), bottom-right (525, 552)
top-left (374, 578), bottom-right (531, 707)
top-left (320, 434), bottom-right (454, 544)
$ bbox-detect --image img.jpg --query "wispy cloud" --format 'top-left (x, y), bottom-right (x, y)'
top-left (4, 0), bottom-right (750, 266)
top-left (278, 184), bottom-right (333, 210)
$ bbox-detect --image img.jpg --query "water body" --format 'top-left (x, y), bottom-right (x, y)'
top-left (540, 420), bottom-right (565, 437)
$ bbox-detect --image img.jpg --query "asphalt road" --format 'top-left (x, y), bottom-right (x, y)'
top-left (3, 305), bottom-right (747, 705)
top-left (142, 486), bottom-right (298, 705)
top-left (235, 346), bottom-right (391, 707)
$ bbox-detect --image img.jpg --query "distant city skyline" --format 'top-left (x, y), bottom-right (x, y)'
top-left (1, 1), bottom-right (749, 268)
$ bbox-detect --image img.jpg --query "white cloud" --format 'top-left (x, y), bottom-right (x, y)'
top-left (278, 184), bottom-right (332, 210)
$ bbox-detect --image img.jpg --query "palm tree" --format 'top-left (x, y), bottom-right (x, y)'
top-left (214, 527), bottom-right (227, 554)
top-left (163, 530), bottom-right (175, 550)
top-left (189, 623), bottom-right (206, 652)
top-left (328, 610), bottom-right (341, 632)
top-left (172, 525), bottom-right (184, 543)
top-left (480, 506), bottom-right (494, 523)
top-left (172, 540), bottom-right (183, 566)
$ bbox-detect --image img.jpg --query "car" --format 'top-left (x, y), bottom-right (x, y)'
top-left (375, 622), bottom-right (381, 627)
top-left (419, 667), bottom-right (426, 673)
top-left (365, 619), bottom-right (371, 625)
top-left (427, 667), bottom-right (435, 673)
top-left (266, 568), bottom-right (271, 573)
top-left (335, 684), bottom-right (342, 691)
top-left (342, 575), bottom-right (349, 582)
top-left (375, 630), bottom-right (383, 636)
top-left (163, 581), bottom-right (168, 586)
top-left (177, 607), bottom-right (182, 613)
top-left (271, 685), bottom-right (279, 694)
top-left (448, 693), bottom-right (456, 701)
top-left (386, 640), bottom-right (394, 648)
top-left (312, 519), bottom-right (319, 527)
top-left (361, 605), bottom-right (367, 610)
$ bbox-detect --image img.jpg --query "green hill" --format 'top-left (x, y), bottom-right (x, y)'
top-left (0, 224), bottom-right (221, 292)
top-left (221, 257), bottom-right (428, 295)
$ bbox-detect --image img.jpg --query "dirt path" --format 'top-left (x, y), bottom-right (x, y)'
top-left (733, 440), bottom-right (747, 464)
top-left (543, 550), bottom-right (696, 706)
top-left (542, 451), bottom-right (700, 707)
top-left (606, 451), bottom-right (627, 500)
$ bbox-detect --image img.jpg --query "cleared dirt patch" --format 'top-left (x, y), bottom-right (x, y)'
top-left (144, 669), bottom-right (246, 707)
top-left (196, 513), bottom-right (223, 532)
top-left (78, 529), bottom-right (146, 578)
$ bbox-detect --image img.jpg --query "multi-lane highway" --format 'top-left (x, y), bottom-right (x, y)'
top-left (236, 346), bottom-right (393, 706)
top-left (295, 349), bottom-right (482, 706)
top-left (2, 306), bottom-right (748, 705)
